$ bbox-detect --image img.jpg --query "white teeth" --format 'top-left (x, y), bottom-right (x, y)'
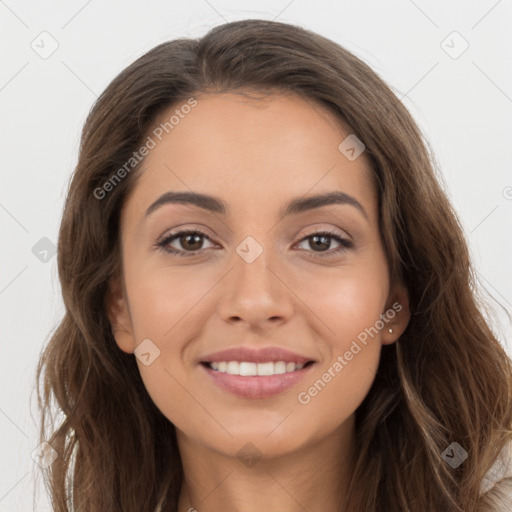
top-left (274, 361), bottom-right (286, 374)
top-left (257, 362), bottom-right (274, 376)
top-left (239, 362), bottom-right (257, 376)
top-left (208, 360), bottom-right (307, 376)
top-left (226, 361), bottom-right (239, 375)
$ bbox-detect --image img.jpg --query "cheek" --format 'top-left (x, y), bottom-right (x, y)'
top-left (320, 279), bottom-right (386, 337)
top-left (124, 264), bottom-right (213, 342)
top-left (296, 257), bottom-right (389, 349)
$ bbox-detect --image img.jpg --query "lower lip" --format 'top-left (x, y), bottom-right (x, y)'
top-left (201, 363), bottom-right (315, 399)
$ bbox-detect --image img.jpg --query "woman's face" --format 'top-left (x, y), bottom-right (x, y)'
top-left (108, 91), bottom-right (409, 460)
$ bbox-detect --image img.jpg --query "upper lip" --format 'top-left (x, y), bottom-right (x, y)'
top-left (201, 347), bottom-right (314, 364)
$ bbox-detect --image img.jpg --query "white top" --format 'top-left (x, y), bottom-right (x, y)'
top-left (480, 440), bottom-right (512, 496)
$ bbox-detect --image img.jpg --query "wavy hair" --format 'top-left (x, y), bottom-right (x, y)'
top-left (35, 18), bottom-right (512, 511)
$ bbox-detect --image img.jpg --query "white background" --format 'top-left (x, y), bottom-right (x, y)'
top-left (1, 1), bottom-right (511, 510)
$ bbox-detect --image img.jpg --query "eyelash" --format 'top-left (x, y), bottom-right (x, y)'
top-left (155, 228), bottom-right (353, 258)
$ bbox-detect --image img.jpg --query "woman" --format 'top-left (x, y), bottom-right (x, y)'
top-left (35, 19), bottom-right (512, 511)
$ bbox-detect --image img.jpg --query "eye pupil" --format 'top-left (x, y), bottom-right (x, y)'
top-left (310, 235), bottom-right (330, 251)
top-left (181, 233), bottom-right (203, 251)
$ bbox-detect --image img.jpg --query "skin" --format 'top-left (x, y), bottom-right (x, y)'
top-left (107, 91), bottom-right (410, 512)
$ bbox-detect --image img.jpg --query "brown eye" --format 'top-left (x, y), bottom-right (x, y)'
top-left (156, 230), bottom-right (215, 256)
top-left (176, 233), bottom-right (204, 251)
top-left (296, 230), bottom-right (353, 257)
top-left (308, 234), bottom-right (331, 252)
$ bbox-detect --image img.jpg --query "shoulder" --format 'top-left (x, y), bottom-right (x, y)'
top-left (478, 439), bottom-right (512, 511)
top-left (480, 440), bottom-right (512, 496)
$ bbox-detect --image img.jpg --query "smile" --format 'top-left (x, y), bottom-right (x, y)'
top-left (201, 360), bottom-right (315, 399)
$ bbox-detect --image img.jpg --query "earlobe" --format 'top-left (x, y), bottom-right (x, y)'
top-left (381, 283), bottom-right (411, 345)
top-left (105, 277), bottom-right (135, 354)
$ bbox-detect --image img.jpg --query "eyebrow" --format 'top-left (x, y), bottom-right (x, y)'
top-left (144, 190), bottom-right (368, 221)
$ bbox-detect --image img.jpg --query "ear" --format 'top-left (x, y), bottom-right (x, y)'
top-left (381, 282), bottom-right (410, 346)
top-left (105, 276), bottom-right (136, 354)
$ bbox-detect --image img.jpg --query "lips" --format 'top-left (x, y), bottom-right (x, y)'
top-left (199, 346), bottom-right (316, 399)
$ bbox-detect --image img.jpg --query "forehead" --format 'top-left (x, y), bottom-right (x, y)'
top-left (122, 91), bottom-right (377, 223)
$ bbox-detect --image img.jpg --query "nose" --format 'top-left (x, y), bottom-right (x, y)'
top-left (217, 242), bottom-right (294, 330)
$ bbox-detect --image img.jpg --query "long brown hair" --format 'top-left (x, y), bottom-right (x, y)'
top-left (35, 19), bottom-right (512, 511)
